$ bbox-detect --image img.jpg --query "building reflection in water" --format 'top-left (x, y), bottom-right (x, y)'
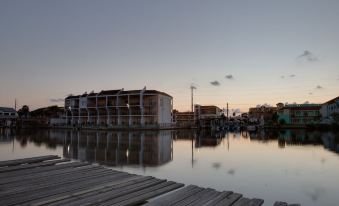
top-left (248, 129), bottom-right (339, 154)
top-left (62, 130), bottom-right (173, 167)
top-left (2, 128), bottom-right (339, 165)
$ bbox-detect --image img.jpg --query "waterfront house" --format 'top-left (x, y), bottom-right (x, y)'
top-left (194, 104), bottom-right (222, 119)
top-left (172, 110), bottom-right (195, 127)
top-left (320, 96), bottom-right (339, 123)
top-left (277, 104), bottom-right (321, 125)
top-left (0, 107), bottom-right (18, 127)
top-left (65, 88), bottom-right (173, 128)
top-left (173, 105), bottom-right (222, 128)
top-left (248, 106), bottom-right (277, 124)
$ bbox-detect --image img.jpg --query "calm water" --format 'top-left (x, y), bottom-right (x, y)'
top-left (1, 129), bottom-right (339, 206)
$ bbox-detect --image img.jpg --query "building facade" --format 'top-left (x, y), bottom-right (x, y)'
top-left (320, 96), bottom-right (339, 123)
top-left (0, 107), bottom-right (18, 127)
top-left (65, 88), bottom-right (173, 127)
top-left (194, 105), bottom-right (222, 120)
top-left (248, 106), bottom-right (277, 124)
top-left (277, 104), bottom-right (321, 125)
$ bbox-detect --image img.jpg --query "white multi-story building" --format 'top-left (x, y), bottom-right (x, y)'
top-left (65, 88), bottom-right (173, 128)
top-left (320, 96), bottom-right (339, 123)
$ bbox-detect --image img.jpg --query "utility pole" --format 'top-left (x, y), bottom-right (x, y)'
top-left (227, 102), bottom-right (229, 122)
top-left (191, 86), bottom-right (194, 113)
top-left (14, 99), bottom-right (17, 110)
top-left (190, 85), bottom-right (196, 125)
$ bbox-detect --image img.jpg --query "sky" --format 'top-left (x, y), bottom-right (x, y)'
top-left (0, 0), bottom-right (339, 112)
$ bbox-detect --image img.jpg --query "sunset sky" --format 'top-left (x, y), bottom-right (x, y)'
top-left (1, 0), bottom-right (338, 112)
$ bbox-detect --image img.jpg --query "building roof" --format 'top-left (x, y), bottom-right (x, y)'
top-left (283, 104), bottom-right (321, 110)
top-left (65, 95), bottom-right (80, 100)
top-left (144, 90), bottom-right (172, 98)
top-left (65, 89), bottom-right (172, 99)
top-left (323, 96), bottom-right (339, 105)
top-left (0, 107), bottom-right (16, 113)
top-left (87, 92), bottom-right (98, 97)
top-left (98, 90), bottom-right (122, 95)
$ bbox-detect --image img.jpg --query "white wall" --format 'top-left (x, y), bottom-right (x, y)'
top-left (157, 95), bottom-right (172, 124)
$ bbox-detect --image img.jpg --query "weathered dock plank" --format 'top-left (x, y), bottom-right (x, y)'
top-left (0, 156), bottom-right (298, 206)
top-left (144, 185), bottom-right (204, 206)
top-left (203, 191), bottom-right (234, 206)
top-left (0, 158), bottom-right (70, 173)
top-left (32, 176), bottom-right (153, 206)
top-left (0, 155), bottom-right (60, 167)
top-left (213, 192), bottom-right (243, 206)
top-left (0, 161), bottom-right (90, 179)
top-left (0, 165), bottom-right (100, 185)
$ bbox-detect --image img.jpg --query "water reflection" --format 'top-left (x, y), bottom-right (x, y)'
top-left (247, 129), bottom-right (339, 154)
top-left (1, 129), bottom-right (339, 165)
top-left (1, 128), bottom-right (339, 206)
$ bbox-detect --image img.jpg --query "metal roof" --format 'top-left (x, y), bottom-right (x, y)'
top-left (0, 107), bottom-right (16, 113)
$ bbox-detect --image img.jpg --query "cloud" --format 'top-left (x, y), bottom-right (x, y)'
top-left (309, 92), bottom-right (313, 95)
top-left (210, 81), bottom-right (221, 86)
top-left (50, 98), bottom-right (64, 103)
top-left (281, 74), bottom-right (296, 79)
top-left (297, 50), bottom-right (318, 61)
top-left (225, 74), bottom-right (234, 80)
top-left (212, 162), bottom-right (221, 169)
top-left (316, 85), bottom-right (323, 89)
top-left (227, 169), bottom-right (235, 175)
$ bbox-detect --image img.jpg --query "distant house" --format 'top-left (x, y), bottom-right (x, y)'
top-left (320, 96), bottom-right (339, 123)
top-left (248, 106), bottom-right (277, 124)
top-left (172, 110), bottom-right (195, 127)
top-left (194, 105), bottom-right (222, 120)
top-left (0, 107), bottom-right (18, 127)
top-left (277, 104), bottom-right (321, 125)
top-left (30, 106), bottom-right (66, 125)
top-left (173, 105), bottom-right (222, 128)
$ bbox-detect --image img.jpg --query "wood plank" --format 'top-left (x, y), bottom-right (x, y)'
top-left (103, 181), bottom-right (184, 206)
top-left (248, 198), bottom-right (264, 206)
top-left (0, 168), bottom-right (118, 195)
top-left (0, 159), bottom-right (70, 173)
top-left (144, 185), bottom-right (202, 206)
top-left (1, 172), bottom-right (132, 205)
top-left (232, 197), bottom-right (251, 206)
top-left (0, 166), bottom-right (107, 189)
top-left (52, 178), bottom-right (165, 206)
top-left (175, 188), bottom-right (216, 206)
top-left (213, 192), bottom-right (243, 206)
top-left (0, 165), bottom-right (101, 185)
top-left (187, 190), bottom-right (221, 206)
top-left (203, 191), bottom-right (233, 206)
top-left (0, 162), bottom-right (90, 179)
top-left (0, 169), bottom-right (121, 197)
top-left (0, 155), bottom-right (60, 167)
top-left (31, 175), bottom-right (151, 206)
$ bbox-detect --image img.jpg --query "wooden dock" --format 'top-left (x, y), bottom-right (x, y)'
top-left (0, 156), bottom-right (299, 206)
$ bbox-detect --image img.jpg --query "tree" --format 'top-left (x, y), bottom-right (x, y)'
top-left (272, 113), bottom-right (278, 124)
top-left (18, 105), bottom-right (30, 118)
